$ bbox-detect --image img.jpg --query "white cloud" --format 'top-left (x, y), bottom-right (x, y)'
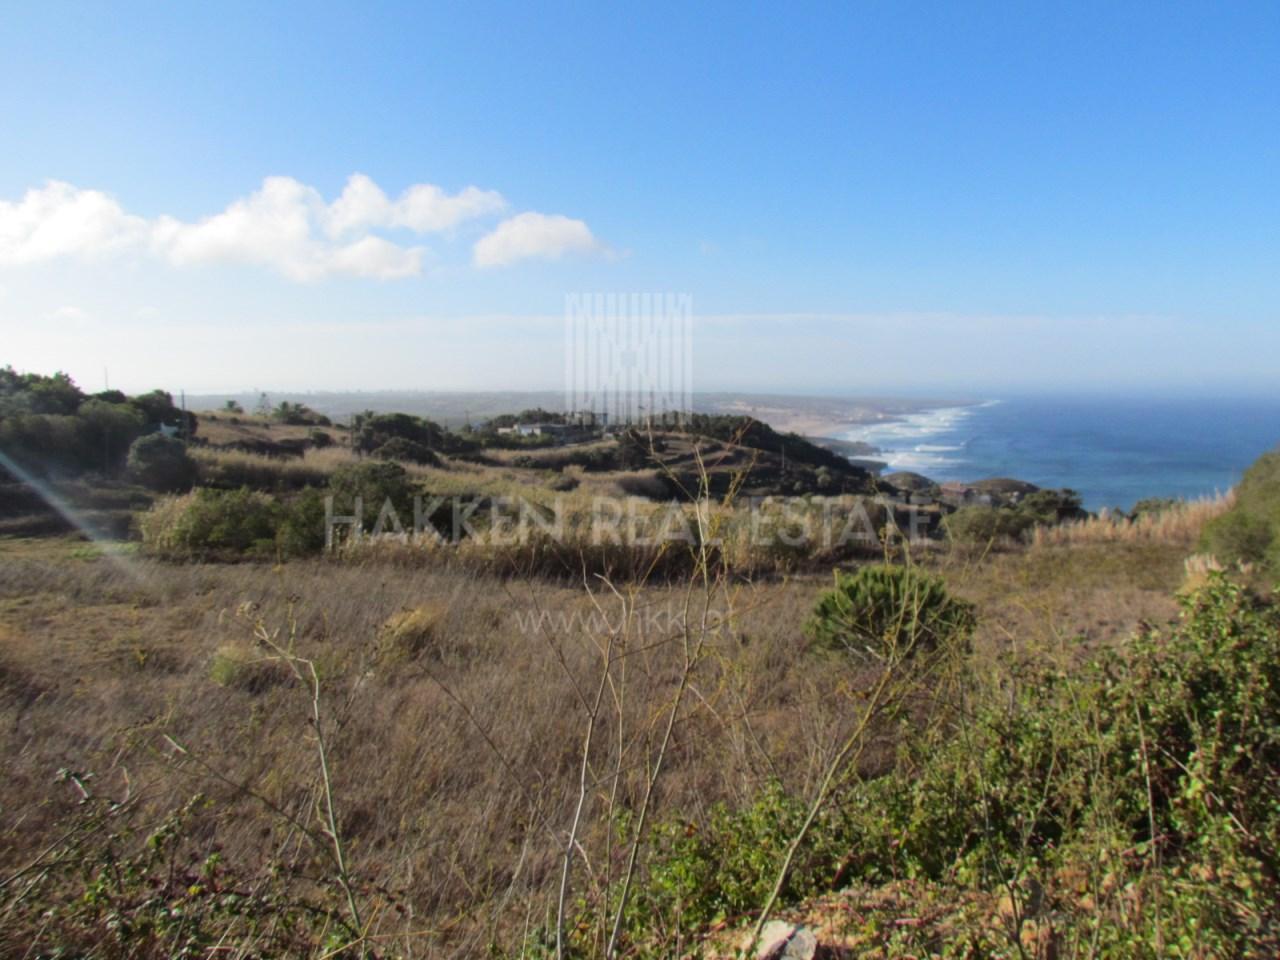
top-left (324, 173), bottom-right (389, 236)
top-left (151, 176), bottom-right (425, 281)
top-left (0, 181), bottom-right (149, 266)
top-left (326, 173), bottom-right (506, 236)
top-left (473, 212), bottom-right (604, 268)
top-left (0, 174), bottom-right (593, 281)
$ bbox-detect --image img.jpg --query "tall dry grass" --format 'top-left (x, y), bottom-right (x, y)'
top-left (0, 547), bottom-right (836, 956)
top-left (191, 444), bottom-right (354, 489)
top-left (1029, 491), bottom-right (1234, 548)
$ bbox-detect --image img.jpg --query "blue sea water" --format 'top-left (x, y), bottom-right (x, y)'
top-left (843, 395), bottom-right (1280, 512)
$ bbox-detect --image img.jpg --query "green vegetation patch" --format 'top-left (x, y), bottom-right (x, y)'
top-left (1201, 449), bottom-right (1280, 577)
top-left (603, 573), bottom-right (1280, 957)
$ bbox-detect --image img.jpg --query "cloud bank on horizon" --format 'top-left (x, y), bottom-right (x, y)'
top-left (0, 174), bottom-right (606, 281)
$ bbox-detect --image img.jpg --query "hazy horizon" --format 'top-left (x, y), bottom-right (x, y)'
top-left (13, 311), bottom-right (1280, 400)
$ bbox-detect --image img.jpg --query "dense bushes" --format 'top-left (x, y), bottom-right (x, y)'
top-left (140, 486), bottom-right (332, 558)
top-left (141, 460), bottom-right (417, 557)
top-left (848, 574), bottom-right (1280, 949)
top-left (614, 573), bottom-right (1280, 956)
top-left (487, 407), bottom-right (569, 428)
top-left (1017, 487), bottom-right (1086, 524)
top-left (945, 488), bottom-right (1086, 545)
top-left (620, 784), bottom-right (845, 941)
top-left (274, 487), bottom-right (329, 554)
top-left (355, 412), bottom-right (476, 456)
top-left (944, 503), bottom-right (1037, 543)
top-left (0, 367), bottom-right (196, 477)
top-left (139, 488), bottom-right (282, 556)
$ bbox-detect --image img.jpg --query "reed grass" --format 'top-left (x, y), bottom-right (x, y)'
top-left (1029, 491), bottom-right (1234, 548)
top-left (191, 445), bottom-right (348, 489)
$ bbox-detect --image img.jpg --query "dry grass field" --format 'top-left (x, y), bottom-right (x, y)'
top-left (0, 523), bottom-right (1199, 957)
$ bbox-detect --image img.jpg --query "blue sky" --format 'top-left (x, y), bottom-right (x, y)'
top-left (1, 2), bottom-right (1277, 394)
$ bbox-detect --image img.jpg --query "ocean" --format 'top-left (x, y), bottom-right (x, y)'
top-left (843, 395), bottom-right (1280, 512)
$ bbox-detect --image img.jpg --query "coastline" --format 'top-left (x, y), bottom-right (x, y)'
top-left (827, 395), bottom-right (1278, 512)
top-left (831, 401), bottom-right (993, 477)
top-left (701, 393), bottom-right (981, 440)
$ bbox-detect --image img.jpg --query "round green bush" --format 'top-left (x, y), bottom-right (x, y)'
top-left (805, 563), bottom-right (975, 662)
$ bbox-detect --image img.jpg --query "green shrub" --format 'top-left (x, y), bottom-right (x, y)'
top-left (77, 398), bottom-right (147, 470)
top-left (328, 460), bottom-right (416, 528)
top-left (130, 389), bottom-right (197, 437)
top-left (1017, 487), bottom-right (1086, 524)
top-left (0, 367), bottom-right (84, 415)
top-left (945, 489), bottom-right (1087, 545)
top-left (618, 783), bottom-right (850, 941)
top-left (943, 504), bottom-right (1036, 544)
top-left (863, 573), bottom-right (1280, 940)
top-left (804, 564), bottom-right (975, 662)
top-left (613, 574), bottom-right (1280, 956)
top-left (276, 487), bottom-right (329, 555)
top-left (126, 433), bottom-right (198, 491)
top-left (273, 400), bottom-right (329, 426)
top-left (140, 488), bottom-right (281, 557)
top-left (0, 413), bottom-right (90, 476)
